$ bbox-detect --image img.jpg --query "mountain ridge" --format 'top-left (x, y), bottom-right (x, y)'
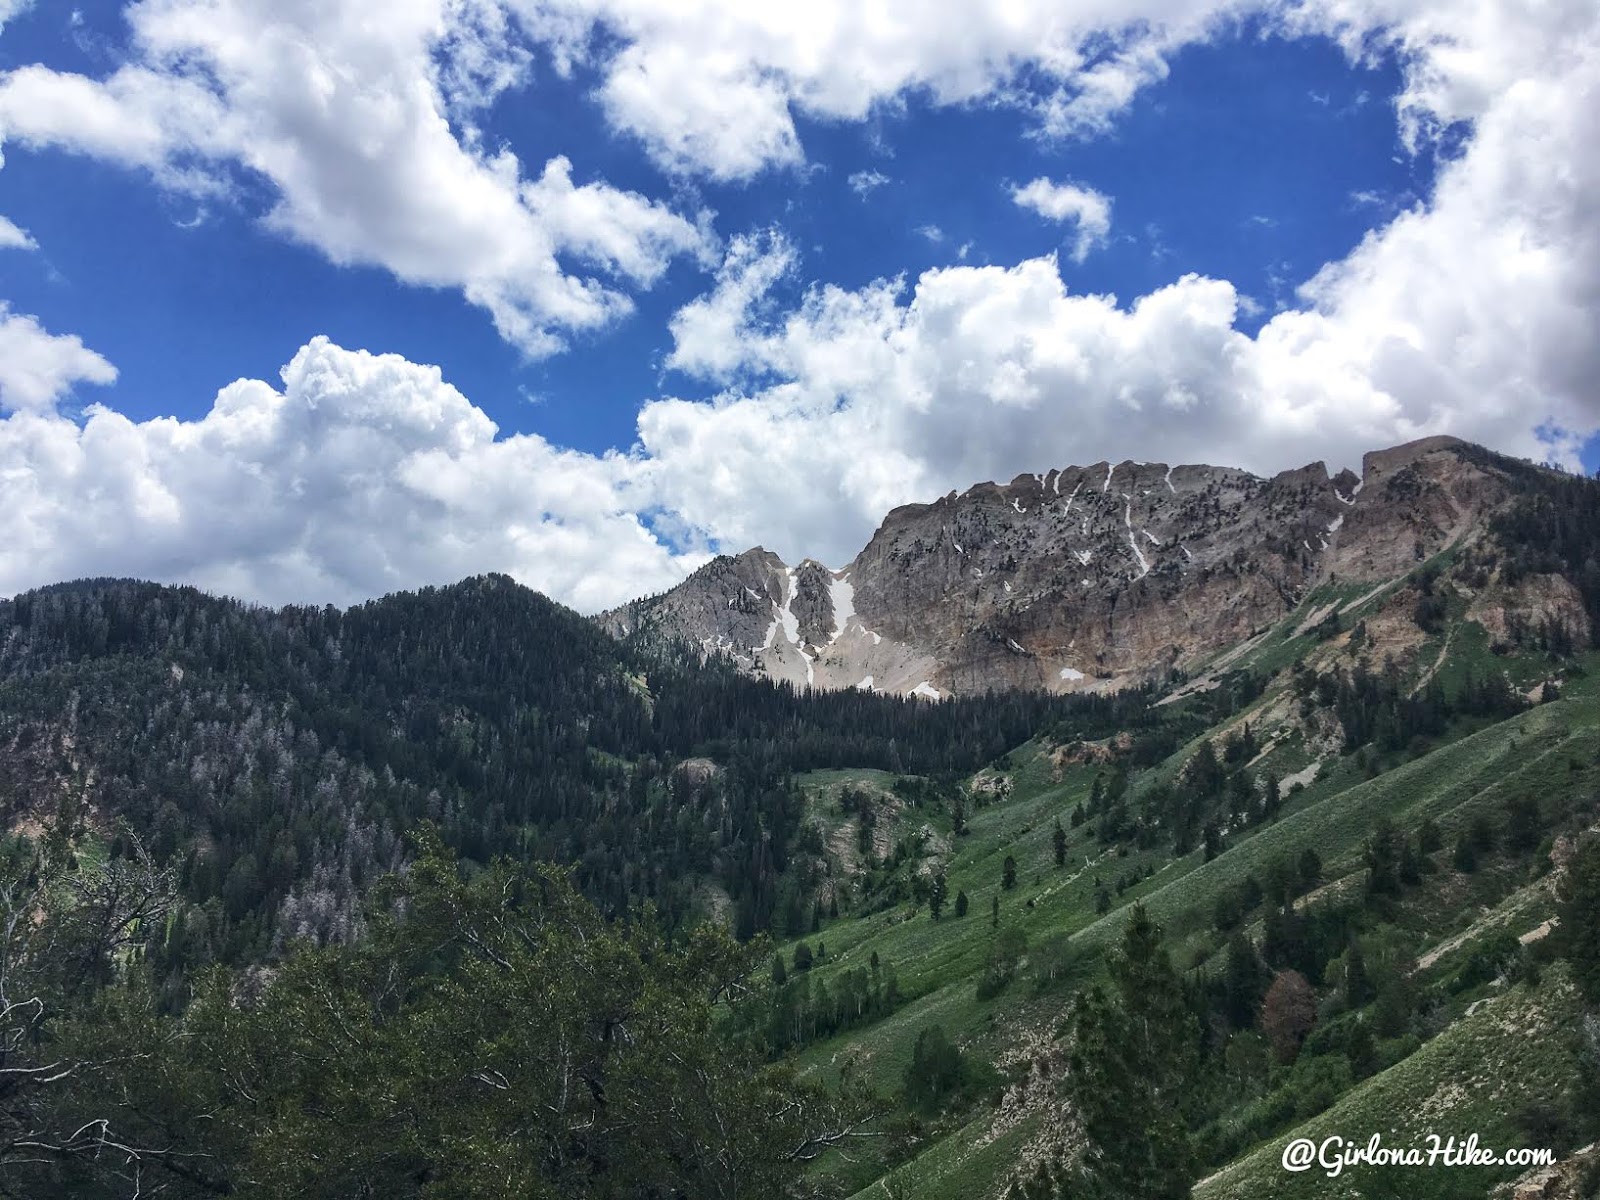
top-left (599, 435), bottom-right (1547, 697)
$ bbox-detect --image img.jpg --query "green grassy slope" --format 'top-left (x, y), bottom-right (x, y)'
top-left (775, 605), bottom-right (1600, 1200)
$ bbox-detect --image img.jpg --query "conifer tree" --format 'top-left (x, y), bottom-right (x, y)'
top-left (1343, 938), bottom-right (1374, 1009)
top-left (1064, 904), bottom-right (1198, 1199)
top-left (1557, 837), bottom-right (1600, 1006)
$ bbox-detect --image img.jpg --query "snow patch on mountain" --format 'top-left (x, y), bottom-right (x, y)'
top-left (828, 571), bottom-right (856, 643)
top-left (778, 569), bottom-right (801, 646)
top-left (1123, 496), bottom-right (1151, 579)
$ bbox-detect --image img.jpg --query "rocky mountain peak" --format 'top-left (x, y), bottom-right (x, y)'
top-left (600, 437), bottom-right (1529, 699)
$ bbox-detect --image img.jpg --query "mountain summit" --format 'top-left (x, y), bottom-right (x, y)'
top-left (600, 437), bottom-right (1542, 695)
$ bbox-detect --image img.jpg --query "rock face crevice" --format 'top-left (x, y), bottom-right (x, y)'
top-left (599, 437), bottom-right (1534, 697)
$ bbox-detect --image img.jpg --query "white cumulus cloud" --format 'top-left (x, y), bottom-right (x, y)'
top-left (0, 305), bottom-right (118, 414)
top-left (0, 336), bottom-right (702, 611)
top-left (1010, 177), bottom-right (1113, 261)
top-left (515, 0), bottom-right (1229, 180)
top-left (0, 0), bottom-right (709, 358)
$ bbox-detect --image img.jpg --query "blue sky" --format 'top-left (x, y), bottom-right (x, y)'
top-left (0, 0), bottom-right (1597, 610)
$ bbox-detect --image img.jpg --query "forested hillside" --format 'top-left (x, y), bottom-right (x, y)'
top-left (0, 575), bottom-right (1135, 972)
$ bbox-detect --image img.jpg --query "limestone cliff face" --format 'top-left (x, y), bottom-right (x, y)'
top-left (600, 437), bottom-right (1538, 697)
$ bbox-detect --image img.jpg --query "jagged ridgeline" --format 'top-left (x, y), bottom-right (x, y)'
top-left (0, 574), bottom-right (1151, 968)
top-left (602, 436), bottom-right (1594, 696)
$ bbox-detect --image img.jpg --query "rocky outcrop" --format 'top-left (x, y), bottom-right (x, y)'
top-left (602, 439), bottom-right (1547, 697)
top-left (1326, 436), bottom-right (1516, 581)
top-left (597, 547), bottom-right (789, 665)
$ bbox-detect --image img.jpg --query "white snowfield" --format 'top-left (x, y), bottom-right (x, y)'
top-left (827, 570), bottom-right (856, 643)
top-left (1059, 666), bottom-right (1085, 681)
top-left (777, 569), bottom-right (802, 645)
top-left (1123, 496), bottom-right (1151, 579)
top-left (910, 681), bottom-right (942, 699)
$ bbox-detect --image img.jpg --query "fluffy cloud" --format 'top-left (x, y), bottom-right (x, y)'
top-left (0, 215), bottom-right (35, 250)
top-left (1010, 177), bottom-right (1113, 261)
top-left (0, 0), bottom-right (708, 357)
top-left (520, 0), bottom-right (1228, 181)
top-left (664, 229), bottom-right (797, 382)
top-left (0, 305), bottom-right (118, 414)
top-left (0, 336), bottom-right (701, 610)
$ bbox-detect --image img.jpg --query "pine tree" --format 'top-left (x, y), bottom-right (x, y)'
top-left (1223, 931), bottom-right (1269, 1028)
top-left (1556, 836), bottom-right (1600, 1006)
top-left (1343, 938), bottom-right (1374, 1009)
top-left (1053, 820), bottom-right (1068, 867)
top-left (1087, 773), bottom-right (1106, 814)
top-left (904, 1025), bottom-right (964, 1113)
top-left (929, 872), bottom-right (948, 920)
top-left (1504, 795), bottom-right (1542, 854)
top-left (1002, 855), bottom-right (1018, 890)
top-left (1064, 904), bottom-right (1198, 1199)
top-left (955, 890), bottom-right (969, 918)
top-left (991, 894), bottom-right (1000, 928)
top-left (1262, 772), bottom-right (1282, 822)
top-left (1346, 1018), bottom-right (1379, 1080)
top-left (1297, 847), bottom-right (1322, 890)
